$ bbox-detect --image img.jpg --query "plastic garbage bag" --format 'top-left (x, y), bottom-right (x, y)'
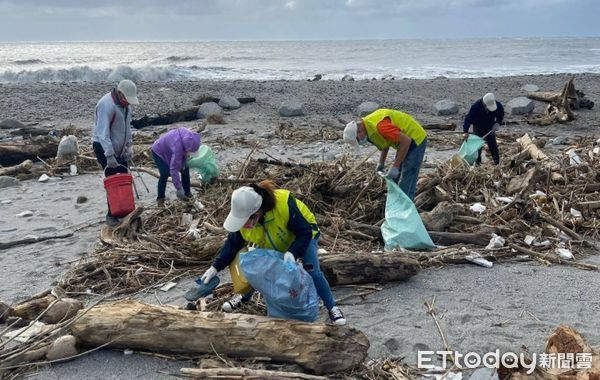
top-left (240, 248), bottom-right (319, 322)
top-left (469, 202), bottom-right (486, 214)
top-left (56, 135), bottom-right (79, 161)
top-left (458, 134), bottom-right (485, 165)
top-left (381, 178), bottom-right (435, 251)
top-left (186, 145), bottom-right (220, 183)
top-left (485, 233), bottom-right (505, 250)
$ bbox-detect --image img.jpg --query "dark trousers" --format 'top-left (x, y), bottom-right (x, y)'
top-left (152, 151), bottom-right (191, 200)
top-left (93, 142), bottom-right (128, 216)
top-left (475, 133), bottom-right (500, 165)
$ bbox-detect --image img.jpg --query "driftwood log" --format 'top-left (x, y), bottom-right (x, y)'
top-left (422, 123), bottom-right (457, 131)
top-left (70, 300), bottom-right (369, 374)
top-left (526, 77), bottom-right (592, 126)
top-left (516, 133), bottom-right (564, 183)
top-left (131, 107), bottom-right (199, 129)
top-left (0, 159), bottom-right (33, 177)
top-left (0, 136), bottom-right (58, 166)
top-left (320, 253), bottom-right (419, 285)
top-left (180, 367), bottom-right (328, 379)
top-left (192, 95), bottom-right (256, 106)
top-left (5, 293), bottom-right (83, 324)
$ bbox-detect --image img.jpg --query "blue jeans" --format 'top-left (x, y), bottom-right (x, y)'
top-left (152, 151), bottom-right (191, 200)
top-left (241, 239), bottom-right (337, 310)
top-left (398, 138), bottom-right (427, 201)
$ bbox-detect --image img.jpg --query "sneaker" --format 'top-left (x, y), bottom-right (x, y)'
top-left (222, 294), bottom-right (244, 312)
top-left (328, 306), bottom-right (346, 326)
top-left (105, 215), bottom-right (120, 227)
top-left (157, 198), bottom-right (166, 207)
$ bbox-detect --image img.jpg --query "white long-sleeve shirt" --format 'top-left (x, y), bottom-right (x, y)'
top-left (92, 90), bottom-right (133, 158)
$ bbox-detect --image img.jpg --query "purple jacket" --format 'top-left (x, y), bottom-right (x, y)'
top-left (151, 127), bottom-right (201, 190)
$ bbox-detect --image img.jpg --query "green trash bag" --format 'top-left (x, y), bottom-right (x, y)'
top-left (186, 145), bottom-right (220, 183)
top-left (381, 178), bottom-right (435, 251)
top-left (458, 134), bottom-right (485, 165)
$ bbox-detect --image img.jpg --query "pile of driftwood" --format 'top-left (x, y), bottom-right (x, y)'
top-left (527, 77), bottom-right (594, 126)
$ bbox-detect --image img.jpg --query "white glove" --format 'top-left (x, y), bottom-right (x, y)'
top-left (106, 155), bottom-right (118, 168)
top-left (176, 188), bottom-right (186, 200)
top-left (283, 251), bottom-right (295, 264)
top-left (123, 145), bottom-right (134, 161)
top-left (200, 266), bottom-right (217, 284)
top-left (385, 166), bottom-right (400, 182)
top-left (492, 123), bottom-right (500, 133)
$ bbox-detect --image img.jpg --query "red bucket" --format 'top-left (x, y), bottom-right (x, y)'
top-left (103, 173), bottom-right (135, 217)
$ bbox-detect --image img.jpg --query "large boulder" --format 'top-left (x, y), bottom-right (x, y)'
top-left (0, 176), bottom-right (21, 189)
top-left (521, 84), bottom-right (539, 92)
top-left (196, 102), bottom-right (223, 119)
top-left (341, 74), bottom-right (354, 81)
top-left (46, 335), bottom-right (79, 361)
top-left (356, 101), bottom-right (379, 117)
top-left (507, 97), bottom-right (535, 115)
top-left (218, 95), bottom-right (241, 110)
top-left (0, 119), bottom-right (26, 130)
top-left (433, 99), bottom-right (459, 116)
top-left (279, 100), bottom-right (305, 117)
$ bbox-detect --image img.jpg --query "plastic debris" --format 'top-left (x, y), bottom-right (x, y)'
top-left (1, 321), bottom-right (47, 343)
top-left (134, 267), bottom-right (143, 276)
top-left (556, 248), bottom-right (573, 260)
top-left (159, 282), bottom-right (177, 292)
top-left (486, 233), bottom-right (506, 250)
top-left (70, 164), bottom-right (78, 176)
top-left (529, 190), bottom-right (547, 203)
top-left (495, 196), bottom-right (514, 204)
top-left (469, 202), bottom-right (486, 214)
top-left (570, 208), bottom-right (582, 218)
top-left (123, 349), bottom-right (134, 355)
top-left (38, 174), bottom-right (50, 182)
top-left (186, 228), bottom-right (201, 240)
top-left (317, 248), bottom-right (328, 254)
top-left (533, 240), bottom-right (551, 247)
top-left (16, 210), bottom-right (34, 217)
top-left (524, 235), bottom-right (536, 246)
top-left (567, 149), bottom-right (582, 166)
top-left (465, 251), bottom-right (494, 268)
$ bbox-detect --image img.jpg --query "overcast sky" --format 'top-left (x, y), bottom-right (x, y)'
top-left (0, 0), bottom-right (598, 41)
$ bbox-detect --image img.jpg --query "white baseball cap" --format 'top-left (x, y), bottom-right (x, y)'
top-left (343, 121), bottom-right (358, 147)
top-left (223, 186), bottom-right (262, 232)
top-left (482, 93), bottom-right (497, 112)
top-left (117, 79), bottom-right (139, 105)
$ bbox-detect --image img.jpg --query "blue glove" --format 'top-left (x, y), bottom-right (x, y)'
top-left (386, 167), bottom-right (400, 182)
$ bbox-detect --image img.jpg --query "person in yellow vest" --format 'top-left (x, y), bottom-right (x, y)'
top-left (343, 108), bottom-right (427, 200)
top-left (198, 180), bottom-right (346, 325)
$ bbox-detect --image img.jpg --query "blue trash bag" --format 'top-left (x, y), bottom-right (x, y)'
top-left (381, 178), bottom-right (436, 251)
top-left (240, 248), bottom-right (319, 322)
top-left (458, 135), bottom-right (485, 165)
top-left (186, 145), bottom-right (220, 183)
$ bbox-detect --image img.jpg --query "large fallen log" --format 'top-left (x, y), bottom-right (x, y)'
top-left (70, 300), bottom-right (369, 374)
top-left (320, 253), bottom-right (419, 285)
top-left (180, 367), bottom-right (328, 379)
top-left (526, 77), bottom-right (591, 126)
top-left (423, 122), bottom-right (457, 131)
top-left (0, 137), bottom-right (58, 166)
top-left (131, 107), bottom-right (199, 129)
top-left (516, 133), bottom-right (563, 182)
top-left (0, 159), bottom-right (33, 177)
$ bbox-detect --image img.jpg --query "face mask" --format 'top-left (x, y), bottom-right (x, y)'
top-left (358, 136), bottom-right (369, 146)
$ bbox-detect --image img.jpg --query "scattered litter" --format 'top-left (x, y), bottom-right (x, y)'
top-left (533, 240), bottom-right (551, 247)
top-left (180, 213), bottom-right (193, 227)
top-left (567, 149), bottom-right (582, 166)
top-left (1, 321), bottom-right (47, 343)
top-left (194, 200), bottom-right (205, 211)
top-left (186, 228), bottom-right (201, 240)
top-left (85, 288), bottom-right (92, 294)
top-left (134, 267), bottom-right (143, 276)
top-left (529, 190), bottom-right (547, 202)
top-left (70, 164), bottom-right (78, 176)
top-left (422, 366), bottom-right (463, 380)
top-left (486, 233), bottom-right (506, 250)
top-left (123, 349), bottom-right (134, 355)
top-left (559, 231), bottom-right (571, 241)
top-left (38, 174), bottom-right (50, 182)
top-left (465, 251), bottom-right (494, 268)
top-left (159, 282), bottom-right (177, 292)
top-left (317, 248), bottom-right (328, 254)
top-left (16, 210), bottom-right (34, 217)
top-left (570, 208), bottom-right (582, 218)
top-left (495, 196), bottom-right (514, 204)
top-left (556, 248), bottom-right (573, 260)
top-left (524, 235), bottom-right (536, 246)
top-left (469, 202), bottom-right (486, 214)
top-left (126, 256), bottom-right (139, 262)
top-left (593, 147), bottom-right (600, 155)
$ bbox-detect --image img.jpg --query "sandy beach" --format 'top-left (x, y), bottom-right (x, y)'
top-left (1, 74), bottom-right (599, 379)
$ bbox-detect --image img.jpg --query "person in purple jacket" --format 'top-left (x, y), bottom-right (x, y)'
top-left (151, 127), bottom-right (201, 204)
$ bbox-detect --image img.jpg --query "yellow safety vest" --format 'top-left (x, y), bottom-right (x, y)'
top-left (362, 109), bottom-right (427, 150)
top-left (240, 189), bottom-right (318, 253)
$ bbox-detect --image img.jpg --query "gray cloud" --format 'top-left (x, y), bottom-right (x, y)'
top-left (0, 0), bottom-right (597, 41)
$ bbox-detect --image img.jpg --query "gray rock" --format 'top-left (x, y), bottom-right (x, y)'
top-left (46, 335), bottom-right (79, 361)
top-left (0, 176), bottom-right (21, 189)
top-left (309, 74), bottom-right (322, 82)
top-left (433, 99), bottom-right (459, 116)
top-left (507, 97), bottom-right (535, 115)
top-left (196, 102), bottom-right (223, 119)
top-left (381, 74), bottom-right (395, 80)
top-left (218, 95), bottom-right (241, 110)
top-left (468, 367), bottom-right (499, 380)
top-left (259, 132), bottom-right (275, 139)
top-left (356, 101), bottom-right (379, 117)
top-left (341, 74), bottom-right (354, 81)
top-left (552, 136), bottom-right (569, 145)
top-left (279, 100), bottom-right (305, 117)
top-left (0, 119), bottom-right (26, 130)
top-left (522, 84), bottom-right (539, 92)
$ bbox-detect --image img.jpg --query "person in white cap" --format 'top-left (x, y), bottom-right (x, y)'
top-left (343, 108), bottom-right (427, 201)
top-left (462, 93), bottom-right (504, 165)
top-left (92, 79), bottom-right (139, 226)
top-left (197, 180), bottom-right (346, 325)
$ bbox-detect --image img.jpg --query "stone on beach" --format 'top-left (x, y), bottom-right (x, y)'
top-left (356, 101), bottom-right (379, 117)
top-left (341, 74), bottom-right (354, 81)
top-left (196, 102), bottom-right (223, 119)
top-left (0, 176), bottom-right (21, 189)
top-left (433, 99), bottom-right (459, 116)
top-left (521, 84), bottom-right (539, 92)
top-left (507, 96), bottom-right (535, 115)
top-left (279, 100), bottom-right (305, 117)
top-left (0, 119), bottom-right (26, 130)
top-left (218, 95), bottom-right (241, 110)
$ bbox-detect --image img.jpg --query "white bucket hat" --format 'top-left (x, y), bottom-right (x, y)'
top-left (482, 93), bottom-right (497, 112)
top-left (223, 186), bottom-right (262, 232)
top-left (117, 79), bottom-right (139, 105)
top-left (343, 121), bottom-right (359, 147)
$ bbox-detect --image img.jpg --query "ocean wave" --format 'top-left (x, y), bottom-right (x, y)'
top-left (0, 65), bottom-right (187, 83)
top-left (164, 55), bottom-right (198, 63)
top-left (13, 59), bottom-right (44, 65)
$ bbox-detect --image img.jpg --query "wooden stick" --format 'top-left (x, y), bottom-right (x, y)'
top-left (424, 296), bottom-right (454, 362)
top-left (0, 232), bottom-right (74, 251)
top-left (180, 367), bottom-right (329, 379)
